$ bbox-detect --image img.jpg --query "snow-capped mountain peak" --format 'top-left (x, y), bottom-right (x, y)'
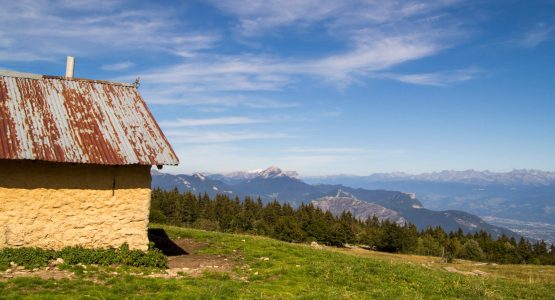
top-left (192, 173), bottom-right (206, 181)
top-left (259, 166), bottom-right (285, 178)
top-left (222, 166), bottom-right (300, 180)
top-left (335, 189), bottom-right (354, 198)
top-left (258, 166), bottom-right (300, 179)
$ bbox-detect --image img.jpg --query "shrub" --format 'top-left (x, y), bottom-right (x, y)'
top-left (0, 244), bottom-right (167, 270)
top-left (0, 248), bottom-right (56, 270)
top-left (462, 240), bottom-right (485, 261)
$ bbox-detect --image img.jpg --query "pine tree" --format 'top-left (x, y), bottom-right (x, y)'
top-left (517, 237), bottom-right (533, 263)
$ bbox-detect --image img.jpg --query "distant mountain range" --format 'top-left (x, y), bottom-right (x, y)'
top-left (308, 169), bottom-right (555, 186)
top-left (303, 169), bottom-right (555, 244)
top-left (151, 167), bottom-right (520, 240)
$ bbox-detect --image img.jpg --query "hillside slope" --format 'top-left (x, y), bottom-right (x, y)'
top-left (3, 225), bottom-right (554, 299)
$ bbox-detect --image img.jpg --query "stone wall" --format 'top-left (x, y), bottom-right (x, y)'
top-left (0, 160), bottom-right (152, 251)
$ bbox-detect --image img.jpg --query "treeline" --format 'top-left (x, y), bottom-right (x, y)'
top-left (150, 188), bottom-right (555, 265)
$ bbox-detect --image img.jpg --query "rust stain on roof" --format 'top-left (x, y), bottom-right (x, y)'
top-left (0, 70), bottom-right (179, 166)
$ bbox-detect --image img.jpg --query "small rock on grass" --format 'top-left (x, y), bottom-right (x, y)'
top-left (311, 241), bottom-right (323, 249)
top-left (48, 258), bottom-right (65, 268)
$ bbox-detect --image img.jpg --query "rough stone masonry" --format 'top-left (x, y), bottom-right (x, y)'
top-left (0, 160), bottom-right (152, 251)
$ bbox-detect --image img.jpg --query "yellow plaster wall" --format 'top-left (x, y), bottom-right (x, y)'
top-left (0, 160), bottom-right (152, 251)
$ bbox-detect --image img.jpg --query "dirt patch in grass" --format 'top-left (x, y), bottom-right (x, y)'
top-left (171, 238), bottom-right (209, 255)
top-left (148, 228), bottom-right (235, 277)
top-left (163, 237), bottom-right (234, 277)
top-left (1, 268), bottom-right (74, 282)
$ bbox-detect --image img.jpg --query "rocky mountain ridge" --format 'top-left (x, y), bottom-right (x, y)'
top-left (312, 190), bottom-right (406, 225)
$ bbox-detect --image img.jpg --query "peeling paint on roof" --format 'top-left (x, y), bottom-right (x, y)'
top-left (0, 70), bottom-right (179, 166)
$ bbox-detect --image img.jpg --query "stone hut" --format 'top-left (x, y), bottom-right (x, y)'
top-left (0, 67), bottom-right (179, 251)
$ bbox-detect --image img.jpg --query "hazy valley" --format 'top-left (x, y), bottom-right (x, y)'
top-left (304, 169), bottom-right (555, 244)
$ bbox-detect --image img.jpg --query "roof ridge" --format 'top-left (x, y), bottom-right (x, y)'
top-left (0, 69), bottom-right (135, 87)
top-left (0, 69), bottom-right (43, 80)
top-left (43, 75), bottom-right (135, 87)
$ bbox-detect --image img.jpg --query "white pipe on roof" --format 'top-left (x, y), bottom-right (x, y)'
top-left (65, 56), bottom-right (75, 78)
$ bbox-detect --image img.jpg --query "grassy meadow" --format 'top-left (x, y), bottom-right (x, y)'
top-left (1, 224), bottom-right (554, 299)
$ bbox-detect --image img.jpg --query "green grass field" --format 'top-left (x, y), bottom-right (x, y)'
top-left (1, 224), bottom-right (554, 299)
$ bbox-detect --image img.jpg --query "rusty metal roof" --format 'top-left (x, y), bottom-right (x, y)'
top-left (0, 70), bottom-right (179, 166)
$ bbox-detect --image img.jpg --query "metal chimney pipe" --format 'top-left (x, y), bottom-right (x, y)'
top-left (65, 56), bottom-right (75, 78)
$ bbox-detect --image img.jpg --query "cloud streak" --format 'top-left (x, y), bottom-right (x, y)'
top-left (123, 1), bottom-right (469, 92)
top-left (133, 33), bottom-right (445, 92)
top-left (140, 91), bottom-right (300, 111)
top-left (101, 61), bottom-right (135, 71)
top-left (388, 67), bottom-right (483, 86)
top-left (283, 147), bottom-right (370, 155)
top-left (159, 116), bottom-right (266, 128)
top-left (1, 0), bottom-right (475, 91)
top-left (165, 130), bottom-right (291, 144)
top-left (210, 0), bottom-right (461, 37)
top-left (517, 24), bottom-right (554, 48)
top-left (0, 0), bottom-right (218, 62)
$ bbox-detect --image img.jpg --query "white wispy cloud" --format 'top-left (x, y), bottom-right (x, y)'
top-left (164, 144), bottom-right (409, 175)
top-left (123, 0), bottom-right (468, 91)
top-left (283, 147), bottom-right (408, 156)
top-left (210, 0), bottom-right (344, 36)
top-left (210, 0), bottom-right (460, 36)
top-left (164, 144), bottom-right (271, 174)
top-left (283, 147), bottom-right (370, 155)
top-left (101, 61), bottom-right (135, 71)
top-left (139, 92), bottom-right (300, 110)
top-left (0, 0), bottom-right (218, 62)
top-left (517, 24), bottom-right (554, 48)
top-left (0, 0), bottom-right (475, 91)
top-left (131, 33), bottom-right (445, 91)
top-left (276, 154), bottom-right (343, 166)
top-left (389, 67), bottom-right (483, 86)
top-left (159, 116), bottom-right (266, 128)
top-left (165, 130), bottom-right (291, 144)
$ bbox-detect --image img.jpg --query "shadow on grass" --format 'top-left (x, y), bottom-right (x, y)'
top-left (148, 228), bottom-right (188, 256)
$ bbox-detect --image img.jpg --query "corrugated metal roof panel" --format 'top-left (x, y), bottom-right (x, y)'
top-left (0, 70), bottom-right (179, 166)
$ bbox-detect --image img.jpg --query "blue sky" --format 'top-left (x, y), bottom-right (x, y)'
top-left (1, 0), bottom-right (554, 175)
